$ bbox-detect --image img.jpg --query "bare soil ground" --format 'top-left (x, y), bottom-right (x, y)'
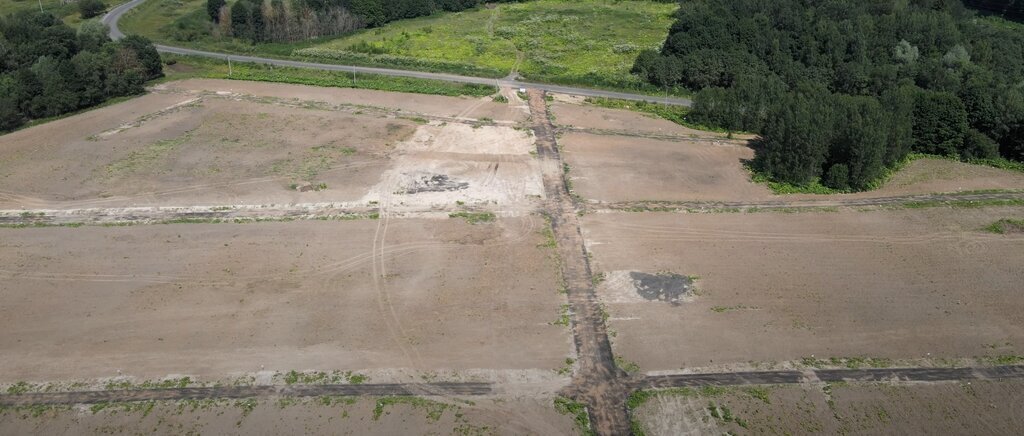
top-left (0, 218), bottom-right (570, 383)
top-left (549, 99), bottom-right (729, 139)
top-left (0, 396), bottom-right (578, 435)
top-left (160, 79), bottom-right (529, 123)
top-left (560, 132), bottom-right (771, 202)
top-left (634, 380), bottom-right (1024, 436)
top-left (0, 81), bottom-right (541, 210)
top-left (558, 124), bottom-right (1024, 204)
top-left (582, 207), bottom-right (1024, 371)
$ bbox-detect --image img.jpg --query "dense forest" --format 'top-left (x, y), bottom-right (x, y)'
top-left (0, 12), bottom-right (163, 132)
top-left (633, 0), bottom-right (1024, 191)
top-left (964, 0), bottom-right (1024, 19)
top-left (216, 0), bottom-right (525, 43)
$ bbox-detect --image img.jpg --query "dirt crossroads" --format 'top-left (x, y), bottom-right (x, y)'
top-left (2, 82), bottom-right (1023, 435)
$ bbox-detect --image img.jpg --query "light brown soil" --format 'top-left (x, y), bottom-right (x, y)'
top-left (582, 207), bottom-right (1024, 371)
top-left (875, 157), bottom-right (1024, 196)
top-left (0, 217), bottom-right (570, 383)
top-left (634, 381), bottom-right (1024, 436)
top-left (0, 396), bottom-right (579, 435)
top-left (160, 79), bottom-right (528, 123)
top-left (550, 100), bottom-right (728, 139)
top-left (0, 98), bottom-right (411, 209)
top-left (560, 131), bottom-right (1024, 203)
top-left (561, 132), bottom-right (771, 202)
top-left (0, 82), bottom-right (542, 210)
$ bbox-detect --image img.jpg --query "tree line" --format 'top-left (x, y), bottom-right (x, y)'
top-left (0, 12), bottom-right (163, 132)
top-left (963, 0), bottom-right (1024, 20)
top-left (633, 0), bottom-right (1024, 191)
top-left (211, 0), bottom-right (526, 43)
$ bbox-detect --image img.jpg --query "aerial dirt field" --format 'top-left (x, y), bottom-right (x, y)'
top-left (0, 217), bottom-right (570, 383)
top-left (0, 80), bottom-right (540, 210)
top-left (0, 396), bottom-right (577, 435)
top-left (633, 380), bottom-right (1024, 436)
top-left (160, 79), bottom-right (529, 123)
top-left (559, 129), bottom-right (1024, 204)
top-left (560, 132), bottom-right (771, 202)
top-left (583, 207), bottom-right (1024, 371)
top-left (549, 97), bottom-right (734, 140)
top-left (2, 80), bottom-right (1023, 434)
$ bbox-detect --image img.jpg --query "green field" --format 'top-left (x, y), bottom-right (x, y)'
top-left (0, 0), bottom-right (91, 26)
top-left (117, 0), bottom-right (678, 91)
top-left (303, 0), bottom-right (678, 88)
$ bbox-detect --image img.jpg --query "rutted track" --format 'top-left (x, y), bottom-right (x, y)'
top-left (101, 0), bottom-right (692, 107)
top-left (634, 365), bottom-right (1024, 390)
top-left (0, 204), bottom-right (380, 226)
top-left (0, 383), bottom-right (492, 407)
top-left (595, 191), bottom-right (1024, 213)
top-left (527, 90), bottom-right (630, 435)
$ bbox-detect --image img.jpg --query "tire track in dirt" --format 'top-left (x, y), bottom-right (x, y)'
top-left (527, 90), bottom-right (630, 435)
top-left (633, 365), bottom-right (1024, 390)
top-left (369, 179), bottom-right (426, 372)
top-left (0, 383), bottom-right (493, 407)
top-left (595, 191), bottom-right (1024, 214)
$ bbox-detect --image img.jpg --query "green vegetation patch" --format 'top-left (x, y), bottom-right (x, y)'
top-left (121, 0), bottom-right (680, 91)
top-left (280, 370), bottom-right (367, 385)
top-left (104, 377), bottom-right (194, 390)
top-left (799, 356), bottom-right (893, 369)
top-left (983, 218), bottom-right (1024, 234)
top-left (161, 55), bottom-right (496, 97)
top-left (302, 0), bottom-right (678, 90)
top-left (448, 211), bottom-right (496, 224)
top-left (373, 397), bottom-right (455, 422)
top-left (103, 133), bottom-right (191, 178)
top-left (553, 397), bottom-right (594, 436)
top-left (980, 355), bottom-right (1024, 365)
top-left (614, 356), bottom-right (641, 375)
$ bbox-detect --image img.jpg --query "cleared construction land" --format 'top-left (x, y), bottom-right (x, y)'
top-left (2, 79), bottom-right (1023, 434)
top-left (583, 207), bottom-right (1024, 371)
top-left (631, 380), bottom-right (1024, 435)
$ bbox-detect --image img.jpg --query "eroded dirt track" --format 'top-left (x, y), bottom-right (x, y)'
top-left (0, 383), bottom-right (492, 407)
top-left (527, 91), bottom-right (631, 435)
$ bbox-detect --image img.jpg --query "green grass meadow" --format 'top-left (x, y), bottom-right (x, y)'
top-left (117, 0), bottom-right (678, 91)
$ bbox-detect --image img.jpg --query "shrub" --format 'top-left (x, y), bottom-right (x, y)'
top-left (79, 0), bottom-right (106, 18)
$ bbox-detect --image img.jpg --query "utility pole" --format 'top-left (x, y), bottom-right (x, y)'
top-left (38, 0), bottom-right (43, 13)
top-left (227, 56), bottom-right (232, 76)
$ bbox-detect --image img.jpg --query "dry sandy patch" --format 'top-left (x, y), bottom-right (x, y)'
top-left (362, 122), bottom-right (544, 209)
top-left (0, 217), bottom-right (570, 383)
top-left (582, 207), bottom-right (1024, 370)
top-left (634, 380), bottom-right (1024, 436)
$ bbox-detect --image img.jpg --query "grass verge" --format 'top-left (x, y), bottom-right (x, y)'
top-left (748, 153), bottom-right (1024, 195)
top-left (161, 55), bottom-right (496, 97)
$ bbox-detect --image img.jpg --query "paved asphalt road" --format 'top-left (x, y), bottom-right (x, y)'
top-left (102, 0), bottom-right (693, 106)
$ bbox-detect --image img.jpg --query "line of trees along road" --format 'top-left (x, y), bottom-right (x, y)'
top-left (634, 0), bottom-right (1024, 191)
top-left (0, 13), bottom-right (163, 133)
